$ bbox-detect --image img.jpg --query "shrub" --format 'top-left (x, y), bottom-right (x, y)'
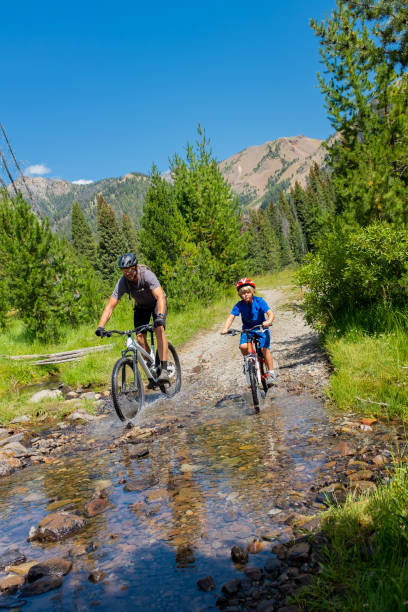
top-left (297, 222), bottom-right (408, 331)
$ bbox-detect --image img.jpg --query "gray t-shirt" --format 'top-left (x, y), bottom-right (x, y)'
top-left (112, 267), bottom-right (164, 308)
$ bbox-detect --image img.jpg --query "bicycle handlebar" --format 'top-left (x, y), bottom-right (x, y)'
top-left (102, 324), bottom-right (154, 338)
top-left (225, 324), bottom-right (270, 336)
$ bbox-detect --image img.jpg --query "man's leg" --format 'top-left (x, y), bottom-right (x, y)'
top-left (153, 303), bottom-right (169, 383)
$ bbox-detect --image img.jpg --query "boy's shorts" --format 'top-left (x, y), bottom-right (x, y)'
top-left (240, 328), bottom-right (270, 349)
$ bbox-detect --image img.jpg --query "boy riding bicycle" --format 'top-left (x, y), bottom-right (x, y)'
top-left (221, 277), bottom-right (277, 386)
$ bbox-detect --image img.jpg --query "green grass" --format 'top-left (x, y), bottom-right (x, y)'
top-left (1, 271), bottom-right (294, 424)
top-left (325, 317), bottom-right (408, 421)
top-left (298, 466), bottom-right (408, 611)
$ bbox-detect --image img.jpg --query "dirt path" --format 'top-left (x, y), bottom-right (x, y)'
top-left (178, 286), bottom-right (330, 405)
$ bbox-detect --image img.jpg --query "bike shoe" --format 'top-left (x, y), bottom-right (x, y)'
top-left (265, 372), bottom-right (278, 387)
top-left (157, 369), bottom-right (170, 385)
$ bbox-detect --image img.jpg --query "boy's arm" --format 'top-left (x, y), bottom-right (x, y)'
top-left (262, 308), bottom-right (275, 328)
top-left (221, 314), bottom-right (235, 334)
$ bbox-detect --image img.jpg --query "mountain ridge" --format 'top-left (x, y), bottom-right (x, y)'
top-left (7, 134), bottom-right (326, 233)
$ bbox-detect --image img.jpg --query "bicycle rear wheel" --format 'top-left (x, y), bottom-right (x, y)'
top-left (155, 342), bottom-right (181, 398)
top-left (111, 357), bottom-right (144, 421)
top-left (248, 360), bottom-right (261, 413)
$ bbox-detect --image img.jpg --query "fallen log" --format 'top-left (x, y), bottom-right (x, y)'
top-left (2, 344), bottom-right (113, 363)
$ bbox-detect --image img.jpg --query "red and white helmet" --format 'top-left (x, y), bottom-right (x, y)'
top-left (236, 277), bottom-right (256, 291)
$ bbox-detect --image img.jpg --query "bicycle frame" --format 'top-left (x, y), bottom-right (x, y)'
top-left (122, 332), bottom-right (157, 382)
top-left (226, 325), bottom-right (268, 391)
top-left (243, 334), bottom-right (265, 388)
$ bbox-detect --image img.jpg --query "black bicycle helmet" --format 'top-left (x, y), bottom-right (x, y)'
top-left (118, 253), bottom-right (138, 269)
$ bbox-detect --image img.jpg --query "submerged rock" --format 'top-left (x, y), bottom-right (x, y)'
top-left (22, 575), bottom-right (62, 595)
top-left (197, 575), bottom-right (216, 592)
top-left (0, 549), bottom-right (26, 571)
top-left (85, 498), bottom-right (109, 517)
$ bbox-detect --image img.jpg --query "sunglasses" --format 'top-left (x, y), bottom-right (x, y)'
top-left (123, 266), bottom-right (137, 273)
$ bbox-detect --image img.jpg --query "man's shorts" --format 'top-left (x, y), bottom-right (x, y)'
top-left (240, 328), bottom-right (270, 349)
top-left (133, 302), bottom-right (168, 330)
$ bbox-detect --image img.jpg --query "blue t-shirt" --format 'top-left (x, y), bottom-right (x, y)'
top-left (231, 296), bottom-right (270, 329)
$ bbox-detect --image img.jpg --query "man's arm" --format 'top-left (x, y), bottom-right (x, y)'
top-left (98, 296), bottom-right (119, 328)
top-left (152, 286), bottom-right (167, 314)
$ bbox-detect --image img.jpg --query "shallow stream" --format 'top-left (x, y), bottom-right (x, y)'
top-left (0, 389), bottom-right (352, 610)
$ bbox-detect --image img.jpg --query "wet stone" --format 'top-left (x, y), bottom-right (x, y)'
top-left (27, 558), bottom-right (72, 582)
top-left (221, 578), bottom-right (241, 596)
top-left (129, 446), bottom-right (149, 459)
top-left (22, 575), bottom-right (62, 596)
top-left (288, 542), bottom-right (310, 564)
top-left (0, 574), bottom-right (25, 592)
top-left (244, 567), bottom-right (264, 581)
top-left (257, 601), bottom-right (277, 612)
top-left (85, 498), bottom-right (109, 517)
top-left (0, 549), bottom-right (26, 571)
top-left (124, 477), bottom-right (157, 492)
top-left (332, 441), bottom-right (356, 456)
top-left (264, 558), bottom-right (283, 578)
top-left (197, 575), bottom-right (216, 592)
top-left (231, 546), bottom-right (248, 564)
top-left (30, 511), bottom-right (87, 542)
top-left (88, 570), bottom-right (106, 583)
top-left (0, 594), bottom-right (26, 609)
top-left (6, 561), bottom-right (38, 576)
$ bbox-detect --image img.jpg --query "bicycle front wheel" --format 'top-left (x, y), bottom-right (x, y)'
top-left (248, 360), bottom-right (261, 413)
top-left (111, 357), bottom-right (144, 421)
top-left (155, 342), bottom-right (181, 398)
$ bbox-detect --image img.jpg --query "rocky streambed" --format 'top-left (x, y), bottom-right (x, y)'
top-left (0, 288), bottom-right (403, 611)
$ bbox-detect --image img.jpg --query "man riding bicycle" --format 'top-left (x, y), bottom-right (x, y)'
top-left (95, 253), bottom-right (170, 384)
top-left (221, 277), bottom-right (277, 386)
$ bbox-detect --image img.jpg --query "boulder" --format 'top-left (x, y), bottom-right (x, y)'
top-left (0, 574), bottom-right (25, 592)
top-left (67, 409), bottom-right (97, 422)
top-left (29, 511), bottom-right (87, 542)
top-left (22, 576), bottom-right (62, 595)
top-left (1, 442), bottom-right (29, 458)
top-left (27, 558), bottom-right (72, 582)
top-left (29, 389), bottom-right (62, 403)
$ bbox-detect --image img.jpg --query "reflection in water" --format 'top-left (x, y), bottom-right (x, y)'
top-left (0, 390), bottom-right (331, 610)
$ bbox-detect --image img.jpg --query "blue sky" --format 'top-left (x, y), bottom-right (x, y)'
top-left (2, 0), bottom-right (336, 183)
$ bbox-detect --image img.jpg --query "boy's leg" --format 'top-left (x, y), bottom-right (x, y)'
top-left (239, 343), bottom-right (249, 355)
top-left (261, 347), bottom-right (273, 370)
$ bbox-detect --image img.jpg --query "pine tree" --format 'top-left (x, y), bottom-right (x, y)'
top-left (121, 213), bottom-right (139, 254)
top-left (96, 194), bottom-right (125, 283)
top-left (265, 201), bottom-right (294, 267)
top-left (71, 201), bottom-right (97, 263)
top-left (0, 192), bottom-right (103, 341)
top-left (311, 1), bottom-right (408, 226)
top-left (140, 165), bottom-right (189, 279)
top-left (246, 209), bottom-right (281, 273)
top-left (170, 126), bottom-right (246, 284)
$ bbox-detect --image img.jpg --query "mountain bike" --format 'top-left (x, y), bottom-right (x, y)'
top-left (100, 324), bottom-right (181, 421)
top-left (226, 325), bottom-right (270, 413)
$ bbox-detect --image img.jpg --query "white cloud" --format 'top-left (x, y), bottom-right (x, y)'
top-left (72, 179), bottom-right (94, 185)
top-left (25, 164), bottom-right (51, 176)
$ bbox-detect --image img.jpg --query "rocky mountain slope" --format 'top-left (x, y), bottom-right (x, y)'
top-left (7, 135), bottom-right (326, 233)
top-left (219, 135), bottom-right (325, 207)
top-left (9, 172), bottom-right (150, 235)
